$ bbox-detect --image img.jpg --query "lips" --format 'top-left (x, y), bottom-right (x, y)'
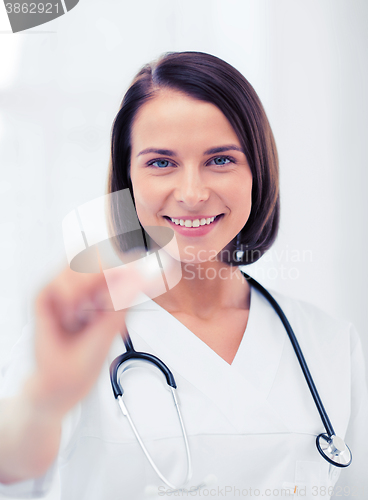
top-left (162, 214), bottom-right (224, 237)
top-left (165, 215), bottom-right (222, 228)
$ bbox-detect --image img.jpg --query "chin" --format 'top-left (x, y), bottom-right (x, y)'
top-left (177, 247), bottom-right (219, 265)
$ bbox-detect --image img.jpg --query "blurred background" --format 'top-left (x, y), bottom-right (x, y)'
top-left (0, 0), bottom-right (367, 384)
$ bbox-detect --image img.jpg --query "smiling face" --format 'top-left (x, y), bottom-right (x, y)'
top-left (129, 90), bottom-right (253, 264)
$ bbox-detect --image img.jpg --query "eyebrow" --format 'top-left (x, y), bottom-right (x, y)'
top-left (136, 144), bottom-right (244, 157)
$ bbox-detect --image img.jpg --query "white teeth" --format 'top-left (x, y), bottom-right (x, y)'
top-left (169, 216), bottom-right (218, 227)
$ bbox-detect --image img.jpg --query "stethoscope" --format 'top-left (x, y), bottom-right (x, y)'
top-left (109, 271), bottom-right (352, 491)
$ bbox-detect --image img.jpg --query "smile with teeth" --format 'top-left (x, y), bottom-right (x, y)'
top-left (168, 215), bottom-right (220, 228)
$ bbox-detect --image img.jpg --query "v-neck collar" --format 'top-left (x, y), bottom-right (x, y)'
top-left (122, 284), bottom-right (289, 433)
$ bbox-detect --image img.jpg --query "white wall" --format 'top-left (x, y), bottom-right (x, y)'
top-left (246, 0), bottom-right (368, 377)
top-left (0, 1), bottom-right (367, 374)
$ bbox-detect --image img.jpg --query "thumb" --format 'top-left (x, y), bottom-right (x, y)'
top-left (80, 262), bottom-right (157, 348)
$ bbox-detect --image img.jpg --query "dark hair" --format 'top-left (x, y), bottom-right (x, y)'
top-left (108, 51), bottom-right (279, 265)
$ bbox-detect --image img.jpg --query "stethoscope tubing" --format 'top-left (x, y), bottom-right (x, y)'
top-left (109, 327), bottom-right (192, 489)
top-left (241, 272), bottom-right (335, 438)
top-left (110, 271), bottom-right (351, 474)
top-left (110, 338), bottom-right (177, 398)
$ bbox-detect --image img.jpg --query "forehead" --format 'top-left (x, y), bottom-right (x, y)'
top-left (130, 90), bottom-right (240, 153)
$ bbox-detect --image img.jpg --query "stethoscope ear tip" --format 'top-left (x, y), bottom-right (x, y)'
top-left (316, 433), bottom-right (352, 467)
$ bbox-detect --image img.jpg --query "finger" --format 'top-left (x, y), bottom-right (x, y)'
top-left (60, 268), bottom-right (148, 358)
top-left (35, 276), bottom-right (112, 336)
top-left (51, 267), bottom-right (109, 310)
top-left (37, 263), bottom-right (148, 337)
top-left (38, 263), bottom-right (116, 328)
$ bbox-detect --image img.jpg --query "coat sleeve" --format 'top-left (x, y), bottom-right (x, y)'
top-left (0, 322), bottom-right (81, 499)
top-left (330, 324), bottom-right (368, 499)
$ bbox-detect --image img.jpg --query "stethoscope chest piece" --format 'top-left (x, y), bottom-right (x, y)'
top-left (316, 434), bottom-right (352, 467)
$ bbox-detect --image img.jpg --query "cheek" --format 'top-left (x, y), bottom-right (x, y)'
top-left (130, 171), bottom-right (150, 218)
top-left (133, 196), bottom-right (152, 226)
top-left (231, 177), bottom-right (253, 223)
top-left (244, 186), bottom-right (253, 216)
top-left (131, 179), bottom-right (161, 226)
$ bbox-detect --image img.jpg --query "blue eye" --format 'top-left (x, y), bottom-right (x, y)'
top-left (211, 156), bottom-right (232, 166)
top-left (149, 159), bottom-right (172, 168)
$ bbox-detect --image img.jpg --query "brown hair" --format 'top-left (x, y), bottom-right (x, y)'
top-left (107, 51), bottom-right (279, 265)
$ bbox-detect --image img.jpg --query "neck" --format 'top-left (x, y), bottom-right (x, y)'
top-left (154, 259), bottom-right (250, 318)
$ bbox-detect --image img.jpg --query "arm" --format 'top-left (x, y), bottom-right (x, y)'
top-left (0, 264), bottom-right (152, 485)
top-left (0, 384), bottom-right (62, 484)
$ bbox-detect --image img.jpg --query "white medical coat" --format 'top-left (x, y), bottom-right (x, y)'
top-left (0, 286), bottom-right (367, 500)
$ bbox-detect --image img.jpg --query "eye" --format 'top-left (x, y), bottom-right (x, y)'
top-left (147, 159), bottom-right (175, 169)
top-left (208, 156), bottom-right (234, 166)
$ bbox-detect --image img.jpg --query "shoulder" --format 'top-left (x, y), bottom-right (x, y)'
top-left (250, 285), bottom-right (363, 395)
top-left (253, 286), bottom-right (365, 437)
top-left (260, 286), bottom-right (358, 354)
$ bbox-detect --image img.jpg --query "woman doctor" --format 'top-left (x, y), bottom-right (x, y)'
top-left (0, 51), bottom-right (367, 499)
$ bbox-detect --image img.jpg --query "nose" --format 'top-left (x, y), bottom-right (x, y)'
top-left (174, 167), bottom-right (210, 208)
